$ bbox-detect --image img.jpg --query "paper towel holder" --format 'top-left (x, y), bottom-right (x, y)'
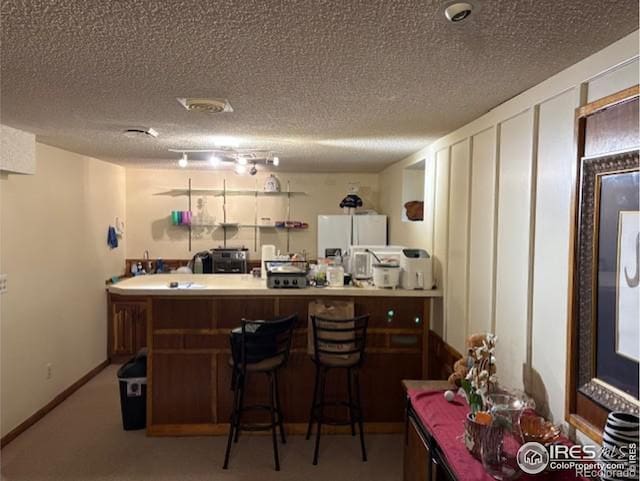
top-left (114, 217), bottom-right (125, 236)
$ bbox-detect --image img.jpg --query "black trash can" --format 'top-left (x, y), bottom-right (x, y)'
top-left (117, 349), bottom-right (147, 430)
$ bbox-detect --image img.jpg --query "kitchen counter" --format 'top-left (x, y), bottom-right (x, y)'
top-left (107, 274), bottom-right (442, 437)
top-left (108, 273), bottom-right (443, 297)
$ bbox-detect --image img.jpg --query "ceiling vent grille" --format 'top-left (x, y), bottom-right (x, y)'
top-left (177, 98), bottom-right (234, 113)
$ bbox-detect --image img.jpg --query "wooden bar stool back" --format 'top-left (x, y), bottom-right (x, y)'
top-left (306, 313), bottom-right (369, 465)
top-left (223, 313), bottom-right (296, 471)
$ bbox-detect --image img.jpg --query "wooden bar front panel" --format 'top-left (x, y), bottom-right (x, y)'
top-left (146, 295), bottom-right (432, 435)
top-left (152, 353), bottom-right (214, 424)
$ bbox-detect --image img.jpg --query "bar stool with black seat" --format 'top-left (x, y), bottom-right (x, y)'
top-left (306, 314), bottom-right (369, 465)
top-left (223, 314), bottom-right (296, 471)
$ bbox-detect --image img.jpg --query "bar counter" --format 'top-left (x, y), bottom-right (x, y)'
top-left (108, 274), bottom-right (443, 297)
top-left (107, 275), bottom-right (442, 436)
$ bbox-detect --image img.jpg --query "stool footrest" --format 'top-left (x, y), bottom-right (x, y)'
top-left (312, 400), bottom-right (361, 412)
top-left (311, 400), bottom-right (362, 426)
top-left (239, 422), bottom-right (278, 432)
top-left (310, 416), bottom-right (355, 427)
top-left (237, 404), bottom-right (273, 414)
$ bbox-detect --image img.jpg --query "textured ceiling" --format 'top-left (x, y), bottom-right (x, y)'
top-left (1, 1), bottom-right (638, 172)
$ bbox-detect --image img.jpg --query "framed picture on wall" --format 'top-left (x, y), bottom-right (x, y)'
top-left (576, 156), bottom-right (640, 408)
top-left (567, 86), bottom-right (640, 441)
top-left (577, 151), bottom-right (640, 412)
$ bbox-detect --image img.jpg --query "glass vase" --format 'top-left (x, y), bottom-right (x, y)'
top-left (480, 394), bottom-right (526, 480)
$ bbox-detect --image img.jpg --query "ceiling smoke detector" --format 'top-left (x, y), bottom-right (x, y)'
top-left (177, 98), bottom-right (234, 113)
top-left (122, 127), bottom-right (158, 138)
top-left (444, 2), bottom-right (474, 22)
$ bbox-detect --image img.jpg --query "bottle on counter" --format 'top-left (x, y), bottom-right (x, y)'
top-left (194, 256), bottom-right (204, 274)
top-left (156, 258), bottom-right (164, 273)
top-left (327, 265), bottom-right (345, 287)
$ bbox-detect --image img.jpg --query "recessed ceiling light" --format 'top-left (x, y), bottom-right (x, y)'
top-left (122, 127), bottom-right (158, 138)
top-left (177, 98), bottom-right (233, 113)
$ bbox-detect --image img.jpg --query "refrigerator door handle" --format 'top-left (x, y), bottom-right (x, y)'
top-left (351, 215), bottom-right (357, 245)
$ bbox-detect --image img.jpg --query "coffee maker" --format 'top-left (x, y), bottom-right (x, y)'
top-left (399, 249), bottom-right (433, 290)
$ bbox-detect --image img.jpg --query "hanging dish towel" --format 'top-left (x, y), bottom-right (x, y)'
top-left (107, 226), bottom-right (119, 249)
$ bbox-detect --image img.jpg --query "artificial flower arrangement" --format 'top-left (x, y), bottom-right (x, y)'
top-left (461, 332), bottom-right (497, 419)
top-left (447, 332), bottom-right (498, 458)
top-left (448, 333), bottom-right (548, 477)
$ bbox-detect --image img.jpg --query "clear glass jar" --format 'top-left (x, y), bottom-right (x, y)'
top-left (480, 394), bottom-right (526, 480)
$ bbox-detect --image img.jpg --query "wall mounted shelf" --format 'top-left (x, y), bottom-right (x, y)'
top-left (161, 179), bottom-right (308, 252)
top-left (156, 188), bottom-right (306, 197)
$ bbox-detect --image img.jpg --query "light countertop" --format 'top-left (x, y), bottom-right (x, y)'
top-left (108, 274), bottom-right (443, 298)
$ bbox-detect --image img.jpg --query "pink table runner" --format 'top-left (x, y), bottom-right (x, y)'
top-left (408, 388), bottom-right (589, 481)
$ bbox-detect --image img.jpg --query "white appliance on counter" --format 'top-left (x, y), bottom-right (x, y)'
top-left (347, 245), bottom-right (405, 280)
top-left (260, 244), bottom-right (276, 279)
top-left (317, 214), bottom-right (387, 259)
top-left (399, 249), bottom-right (433, 290)
top-left (372, 262), bottom-right (401, 288)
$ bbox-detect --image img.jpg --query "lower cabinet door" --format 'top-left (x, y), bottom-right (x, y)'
top-left (110, 301), bottom-right (147, 359)
top-left (431, 447), bottom-right (456, 481)
top-left (404, 416), bottom-right (430, 481)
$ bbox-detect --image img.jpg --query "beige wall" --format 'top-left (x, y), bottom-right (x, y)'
top-left (125, 168), bottom-right (379, 260)
top-left (0, 143), bottom-right (126, 436)
top-left (380, 31), bottom-right (639, 440)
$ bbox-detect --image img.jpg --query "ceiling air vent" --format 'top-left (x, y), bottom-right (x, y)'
top-left (122, 127), bottom-right (158, 138)
top-left (177, 98), bottom-right (234, 113)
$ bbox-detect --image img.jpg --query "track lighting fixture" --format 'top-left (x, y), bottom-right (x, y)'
top-left (168, 148), bottom-right (280, 174)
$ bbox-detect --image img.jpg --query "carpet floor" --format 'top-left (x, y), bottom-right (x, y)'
top-left (1, 365), bottom-right (403, 481)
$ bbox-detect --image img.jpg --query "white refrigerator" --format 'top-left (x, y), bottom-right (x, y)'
top-left (317, 215), bottom-right (387, 258)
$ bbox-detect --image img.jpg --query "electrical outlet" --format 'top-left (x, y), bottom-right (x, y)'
top-left (46, 363), bottom-right (52, 380)
top-left (0, 274), bottom-right (7, 294)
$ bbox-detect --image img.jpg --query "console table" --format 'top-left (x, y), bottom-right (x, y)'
top-left (402, 380), bottom-right (589, 481)
top-left (403, 380), bottom-right (456, 481)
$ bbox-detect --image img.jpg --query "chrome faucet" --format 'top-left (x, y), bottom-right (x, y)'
top-left (143, 250), bottom-right (152, 273)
